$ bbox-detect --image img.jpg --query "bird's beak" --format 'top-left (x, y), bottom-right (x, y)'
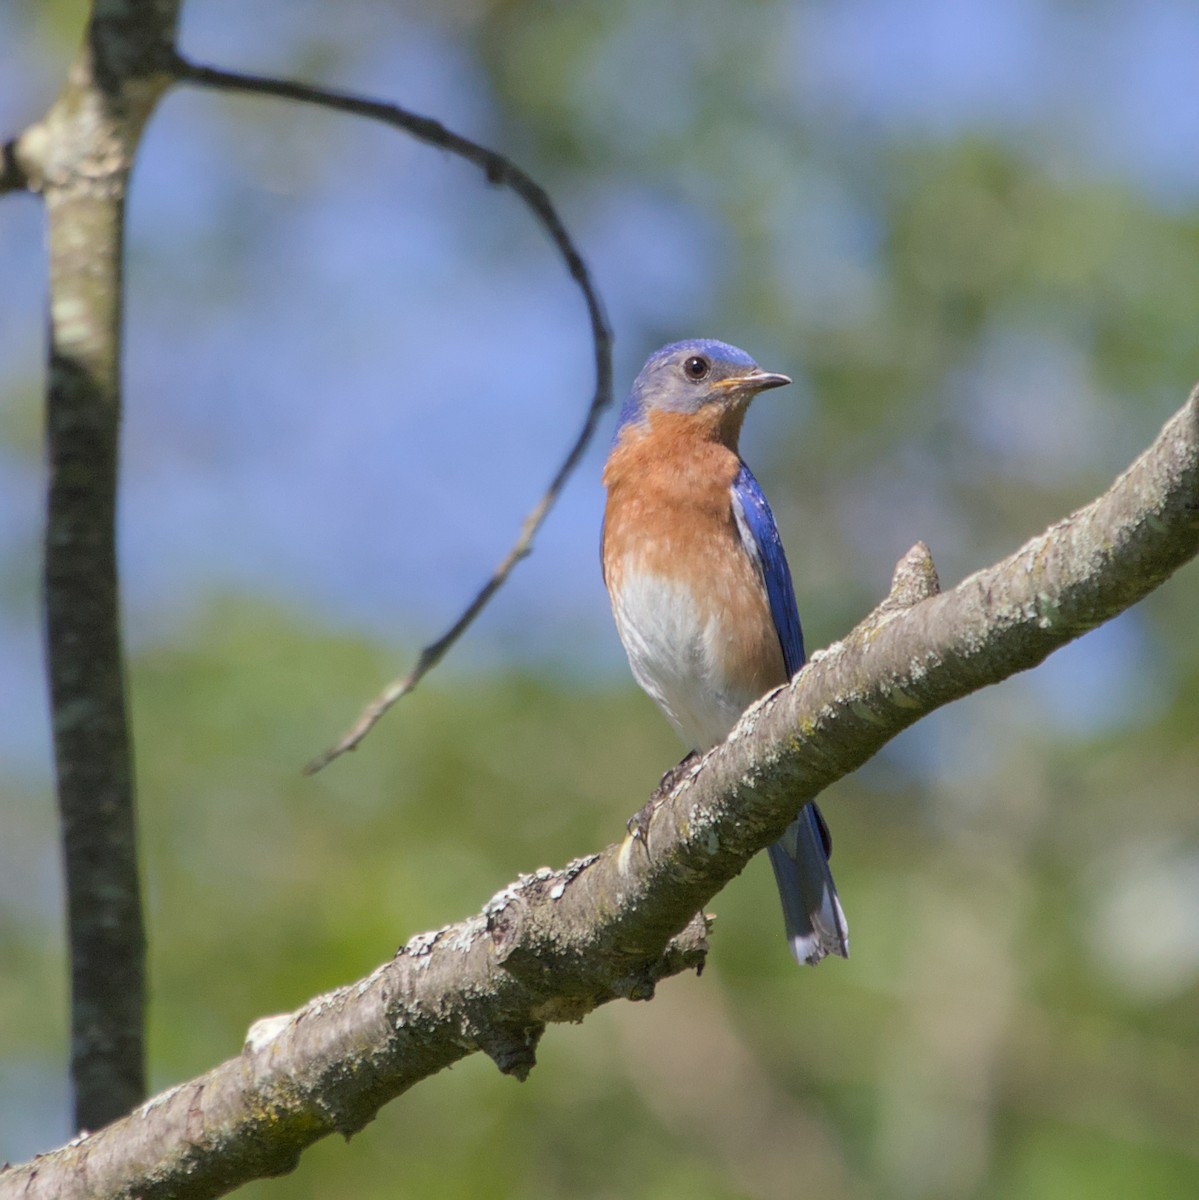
top-left (716, 368), bottom-right (792, 395)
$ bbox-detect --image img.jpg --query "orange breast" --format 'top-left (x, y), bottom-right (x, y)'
top-left (602, 411), bottom-right (787, 746)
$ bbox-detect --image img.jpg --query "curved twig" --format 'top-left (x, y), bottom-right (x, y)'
top-left (173, 57), bottom-right (613, 774)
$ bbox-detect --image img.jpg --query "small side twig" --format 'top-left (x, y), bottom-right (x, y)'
top-left (1, 137), bottom-right (30, 193)
top-left (173, 56), bottom-right (614, 775)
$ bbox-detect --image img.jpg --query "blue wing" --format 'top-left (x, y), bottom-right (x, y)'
top-left (731, 462), bottom-right (805, 677)
top-left (733, 463), bottom-right (847, 965)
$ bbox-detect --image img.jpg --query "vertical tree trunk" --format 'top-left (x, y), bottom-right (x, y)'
top-left (44, 173), bottom-right (144, 1129)
top-left (32, 2), bottom-right (181, 1131)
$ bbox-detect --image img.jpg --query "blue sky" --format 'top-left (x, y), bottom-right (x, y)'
top-left (2, 0), bottom-right (1196, 777)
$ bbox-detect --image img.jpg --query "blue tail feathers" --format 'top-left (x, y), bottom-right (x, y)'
top-left (767, 803), bottom-right (849, 966)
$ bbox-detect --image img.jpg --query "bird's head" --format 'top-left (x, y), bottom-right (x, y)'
top-left (615, 339), bottom-right (791, 446)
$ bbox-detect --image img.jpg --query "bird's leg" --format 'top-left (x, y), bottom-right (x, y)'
top-left (626, 751), bottom-right (701, 842)
top-left (656, 750), bottom-right (700, 797)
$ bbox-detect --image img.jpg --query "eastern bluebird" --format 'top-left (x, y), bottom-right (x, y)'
top-left (601, 339), bottom-right (849, 966)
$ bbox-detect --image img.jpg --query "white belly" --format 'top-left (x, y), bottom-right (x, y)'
top-left (611, 571), bottom-right (759, 752)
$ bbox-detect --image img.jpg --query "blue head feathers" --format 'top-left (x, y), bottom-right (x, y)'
top-left (615, 339), bottom-right (790, 437)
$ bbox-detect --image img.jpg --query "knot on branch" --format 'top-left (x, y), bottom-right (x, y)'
top-left (478, 1021), bottom-right (545, 1081)
top-left (244, 1013), bottom-right (292, 1053)
top-left (888, 540), bottom-right (941, 606)
top-left (871, 540), bottom-right (941, 621)
top-left (620, 913), bottom-right (710, 993)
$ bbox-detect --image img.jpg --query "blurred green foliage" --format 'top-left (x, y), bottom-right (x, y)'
top-left (5, 591), bottom-right (1197, 1198)
top-left (4, 1), bottom-right (1199, 1197)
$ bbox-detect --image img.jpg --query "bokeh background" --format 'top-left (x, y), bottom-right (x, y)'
top-left (3, 1), bottom-right (1199, 1196)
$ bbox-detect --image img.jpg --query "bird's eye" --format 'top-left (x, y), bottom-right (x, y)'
top-left (683, 355), bottom-right (711, 381)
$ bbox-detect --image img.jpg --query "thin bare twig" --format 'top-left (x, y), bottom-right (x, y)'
top-left (174, 57), bottom-right (613, 774)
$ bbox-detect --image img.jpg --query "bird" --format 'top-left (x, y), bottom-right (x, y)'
top-left (601, 338), bottom-right (848, 966)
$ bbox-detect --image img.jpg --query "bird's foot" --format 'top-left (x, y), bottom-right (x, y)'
top-left (655, 750), bottom-right (700, 798)
top-left (626, 751), bottom-right (700, 841)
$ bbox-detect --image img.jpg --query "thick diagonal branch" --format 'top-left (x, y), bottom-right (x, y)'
top-left (5, 388), bottom-right (1195, 1200)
